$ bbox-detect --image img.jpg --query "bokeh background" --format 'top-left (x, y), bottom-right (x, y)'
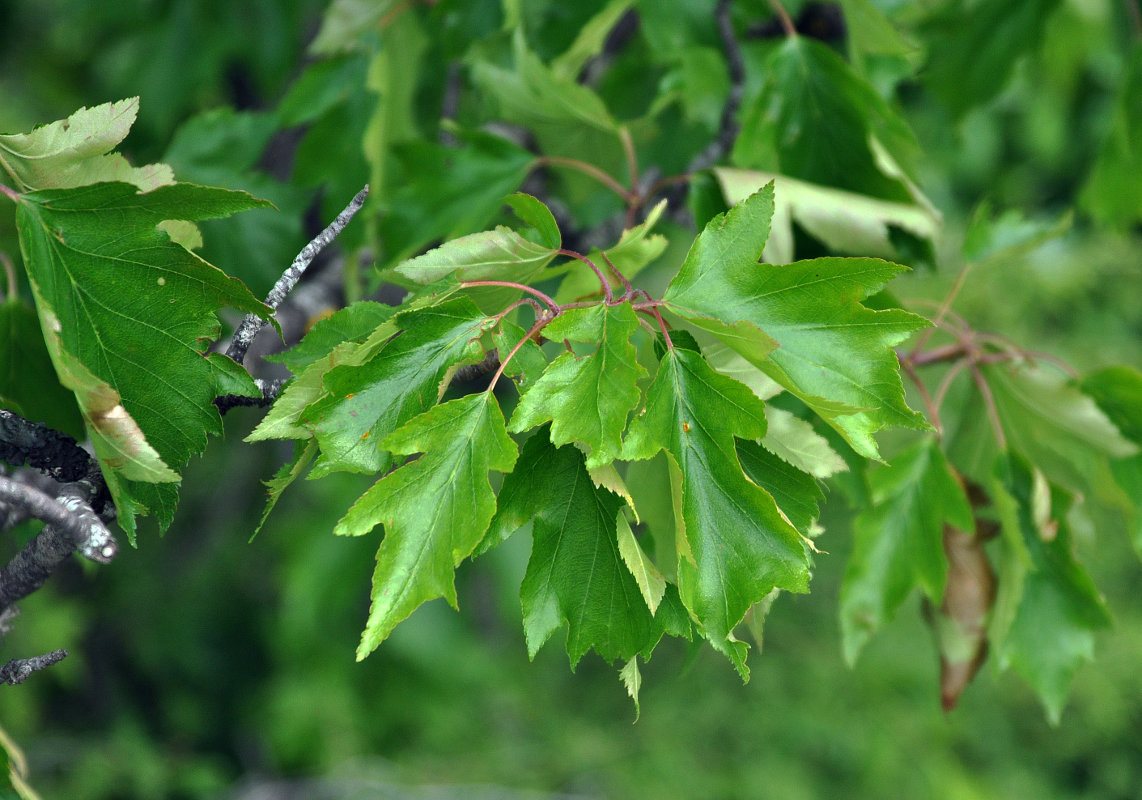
top-left (1, 1), bottom-right (1141, 797)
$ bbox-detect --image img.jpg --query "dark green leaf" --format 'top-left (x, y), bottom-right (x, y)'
top-left (840, 438), bottom-right (973, 662)
top-left (0, 297), bottom-right (84, 439)
top-left (17, 182), bottom-right (272, 537)
top-left (302, 298), bottom-right (492, 477)
top-left (623, 347), bottom-right (810, 677)
top-left (664, 187), bottom-right (930, 459)
top-left (490, 434), bottom-right (664, 665)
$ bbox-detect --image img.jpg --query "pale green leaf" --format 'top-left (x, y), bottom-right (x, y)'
top-left (334, 392), bottom-right (518, 659)
top-left (0, 98), bottom-right (173, 193)
top-left (510, 303), bottom-right (645, 468)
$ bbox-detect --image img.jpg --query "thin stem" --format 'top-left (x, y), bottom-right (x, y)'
top-left (534, 156), bottom-right (634, 203)
top-left (767, 0), bottom-right (797, 37)
top-left (556, 250), bottom-right (613, 303)
top-left (486, 315), bottom-right (550, 394)
top-left (908, 261), bottom-right (975, 359)
top-left (637, 304), bottom-right (674, 350)
top-left (491, 297), bottom-right (544, 326)
top-left (461, 280), bottom-right (561, 314)
top-left (909, 342), bottom-right (969, 368)
top-left (898, 354), bottom-right (942, 436)
top-left (0, 251), bottom-right (15, 302)
top-left (619, 126), bottom-right (639, 199)
top-left (0, 184), bottom-right (18, 203)
top-left (933, 360), bottom-right (971, 417)
top-left (970, 363), bottom-right (1007, 451)
top-left (600, 252), bottom-right (634, 298)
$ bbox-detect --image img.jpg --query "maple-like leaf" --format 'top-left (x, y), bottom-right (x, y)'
top-left (840, 439), bottom-right (973, 663)
top-left (510, 303), bottom-right (645, 468)
top-left (991, 454), bottom-right (1112, 723)
top-left (16, 182), bottom-right (272, 537)
top-left (0, 98), bottom-right (173, 192)
top-left (664, 186), bottom-right (930, 459)
top-left (301, 297), bottom-right (493, 477)
top-left (333, 392), bottom-right (518, 659)
top-left (623, 347), bottom-right (810, 677)
top-left (488, 433), bottom-right (663, 665)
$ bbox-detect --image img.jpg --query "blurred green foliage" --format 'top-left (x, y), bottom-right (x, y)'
top-left (1, 0), bottom-right (1141, 797)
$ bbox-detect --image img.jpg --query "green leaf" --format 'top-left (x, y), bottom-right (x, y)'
top-left (394, 194), bottom-right (559, 285)
top-left (736, 440), bottom-right (823, 537)
top-left (733, 36), bottom-right (917, 201)
top-left (617, 513), bottom-right (667, 615)
top-left (246, 321), bottom-right (397, 443)
top-left (309, 0), bottom-right (401, 55)
top-left (620, 657), bottom-right (642, 720)
top-left (840, 439), bottom-right (974, 663)
top-left (838, 0), bottom-right (917, 61)
top-left (664, 187), bottom-right (930, 460)
top-left (0, 296), bottom-right (84, 439)
top-left (1080, 47), bottom-right (1142, 229)
top-left (378, 132), bottom-right (538, 266)
top-left (489, 433), bottom-right (663, 665)
top-left (1081, 366), bottom-right (1142, 447)
top-left (983, 362), bottom-right (1137, 526)
top-left (761, 407), bottom-right (848, 480)
top-left (623, 347), bottom-right (811, 677)
top-left (550, 0), bottom-right (634, 79)
top-left (713, 167), bottom-right (939, 265)
top-left (923, 0), bottom-right (1062, 120)
top-left (0, 98), bottom-right (173, 192)
top-left (994, 455), bottom-right (1112, 723)
top-left (265, 301), bottom-right (397, 373)
top-left (16, 182), bottom-right (272, 537)
top-left (254, 439), bottom-right (317, 538)
top-left (334, 392), bottom-right (518, 659)
top-left (510, 303), bottom-right (645, 468)
top-left (303, 298), bottom-right (492, 477)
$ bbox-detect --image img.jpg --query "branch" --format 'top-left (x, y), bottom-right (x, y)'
top-left (686, 0), bottom-right (747, 176)
top-left (0, 410), bottom-right (92, 484)
top-left (214, 377), bottom-right (288, 415)
top-left (226, 185), bottom-right (370, 365)
top-left (0, 648), bottom-right (68, 685)
top-left (0, 477), bottom-right (117, 613)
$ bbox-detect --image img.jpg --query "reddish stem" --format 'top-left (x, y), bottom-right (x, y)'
top-left (0, 184), bottom-right (19, 202)
top-left (486, 315), bottom-right (551, 394)
top-left (534, 156), bottom-right (633, 203)
top-left (556, 249), bottom-right (613, 303)
top-left (461, 280), bottom-right (560, 314)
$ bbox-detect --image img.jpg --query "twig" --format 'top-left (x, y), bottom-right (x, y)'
top-left (0, 410), bottom-right (92, 485)
top-left (214, 378), bottom-right (288, 415)
top-left (226, 185), bottom-right (370, 365)
top-left (767, 0), bottom-right (797, 37)
top-left (686, 0), bottom-right (747, 176)
top-left (0, 649), bottom-right (68, 685)
top-left (970, 363), bottom-right (1007, 451)
top-left (557, 250), bottom-right (614, 303)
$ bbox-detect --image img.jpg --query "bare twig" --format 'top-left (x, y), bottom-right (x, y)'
top-left (0, 410), bottom-right (92, 484)
top-left (686, 0), bottom-right (747, 176)
top-left (226, 185), bottom-right (370, 365)
top-left (0, 649), bottom-right (68, 685)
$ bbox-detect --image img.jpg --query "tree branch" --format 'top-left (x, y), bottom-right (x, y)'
top-left (225, 185), bottom-right (370, 365)
top-left (0, 648), bottom-right (68, 685)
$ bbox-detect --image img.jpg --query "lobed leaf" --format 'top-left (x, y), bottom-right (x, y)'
top-left (839, 438), bottom-right (973, 663)
top-left (510, 303), bottom-right (645, 468)
top-left (623, 347), bottom-right (811, 677)
top-left (302, 297), bottom-right (492, 477)
top-left (664, 186), bottom-right (930, 460)
top-left (335, 392), bottom-right (518, 659)
top-left (489, 433), bottom-right (664, 666)
top-left (17, 181), bottom-right (272, 537)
